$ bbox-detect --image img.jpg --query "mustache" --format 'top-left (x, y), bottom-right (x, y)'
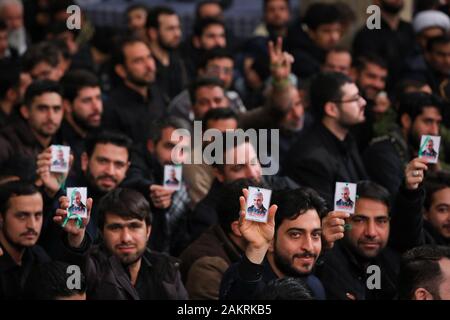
top-left (96, 174), bottom-right (118, 183)
top-left (20, 230), bottom-right (38, 237)
top-left (293, 251), bottom-right (317, 259)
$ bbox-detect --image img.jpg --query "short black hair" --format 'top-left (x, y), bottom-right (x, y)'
top-left (23, 261), bottom-right (86, 300)
top-left (356, 180), bottom-right (391, 210)
top-left (147, 116), bottom-right (191, 143)
top-left (263, 0), bottom-right (290, 11)
top-left (203, 107), bottom-right (238, 128)
top-left (353, 53), bottom-right (388, 72)
top-left (61, 69), bottom-right (100, 102)
top-left (198, 47), bottom-right (234, 71)
top-left (218, 178), bottom-right (269, 234)
top-left (147, 6), bottom-right (177, 29)
top-left (423, 171), bottom-right (450, 211)
top-left (24, 80), bottom-right (62, 108)
top-left (22, 41), bottom-right (60, 72)
top-left (193, 17), bottom-right (225, 38)
top-left (111, 35), bottom-right (149, 67)
top-left (97, 188), bottom-right (152, 231)
top-left (0, 154), bottom-right (37, 184)
top-left (274, 187), bottom-right (328, 232)
top-left (426, 34), bottom-right (450, 52)
top-left (84, 131), bottom-right (133, 159)
top-left (398, 245), bottom-right (450, 300)
top-left (303, 3), bottom-right (342, 30)
top-left (0, 181), bottom-right (41, 216)
top-left (397, 92), bottom-right (443, 124)
top-left (0, 61), bottom-right (20, 100)
top-left (195, 0), bottom-right (223, 20)
top-left (90, 26), bottom-right (118, 54)
top-left (189, 76), bottom-right (225, 105)
top-left (256, 277), bottom-right (314, 300)
top-left (309, 72), bottom-right (353, 119)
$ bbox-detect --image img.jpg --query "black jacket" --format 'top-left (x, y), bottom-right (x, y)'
top-left (285, 123), bottom-right (368, 207)
top-left (316, 241), bottom-right (400, 300)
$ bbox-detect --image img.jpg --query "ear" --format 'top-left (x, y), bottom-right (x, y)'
top-left (324, 101), bottom-right (339, 119)
top-left (63, 99), bottom-right (72, 114)
top-left (401, 113), bottom-right (412, 131)
top-left (146, 225), bottom-right (151, 240)
top-left (230, 221), bottom-right (242, 237)
top-left (213, 167), bottom-right (225, 183)
top-left (267, 238), bottom-right (275, 253)
top-left (81, 152), bottom-right (89, 173)
top-left (193, 36), bottom-right (201, 49)
top-left (20, 104), bottom-right (29, 120)
top-left (114, 64), bottom-right (127, 79)
top-left (6, 88), bottom-right (18, 103)
top-left (413, 288), bottom-right (434, 300)
top-left (349, 67), bottom-right (358, 82)
top-left (147, 139), bottom-right (155, 154)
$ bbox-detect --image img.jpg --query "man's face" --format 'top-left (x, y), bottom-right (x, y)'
top-left (271, 210), bottom-right (322, 275)
top-left (309, 23), bottom-right (342, 51)
top-left (418, 27), bottom-right (445, 50)
top-left (197, 24), bottom-right (226, 50)
top-left (218, 142), bottom-right (263, 183)
top-left (30, 62), bottom-right (62, 82)
top-left (424, 187), bottom-right (450, 239)
top-left (254, 194), bottom-right (263, 208)
top-left (127, 8), bottom-right (147, 31)
top-left (22, 92), bottom-right (64, 138)
top-left (71, 86), bottom-right (103, 129)
top-left (409, 107), bottom-right (442, 147)
top-left (152, 126), bottom-right (190, 165)
top-left (103, 213), bottom-right (150, 266)
top-left (1, 4), bottom-right (23, 30)
top-left (281, 87), bottom-right (304, 131)
top-left (206, 117), bottom-right (238, 132)
top-left (427, 42), bottom-right (450, 76)
top-left (170, 169), bottom-right (176, 179)
top-left (322, 51), bottom-right (352, 76)
top-left (83, 143), bottom-right (130, 193)
top-left (0, 193), bottom-right (43, 249)
top-left (203, 58), bottom-right (234, 89)
top-left (356, 63), bottom-right (388, 101)
top-left (342, 187), bottom-right (350, 201)
top-left (157, 14), bottom-right (182, 50)
top-left (345, 198), bottom-right (390, 259)
top-left (122, 42), bottom-right (156, 86)
top-left (427, 139), bottom-right (434, 151)
top-left (264, 0), bottom-right (290, 29)
top-left (336, 83), bottom-right (366, 127)
top-left (193, 85), bottom-right (228, 119)
top-left (75, 192), bottom-right (81, 205)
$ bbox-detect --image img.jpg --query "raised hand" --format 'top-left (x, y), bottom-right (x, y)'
top-left (54, 195), bottom-right (92, 248)
top-left (238, 188), bottom-right (278, 264)
top-left (150, 185), bottom-right (175, 209)
top-left (322, 211), bottom-right (350, 249)
top-left (405, 158), bottom-right (428, 190)
top-left (268, 37), bottom-right (294, 81)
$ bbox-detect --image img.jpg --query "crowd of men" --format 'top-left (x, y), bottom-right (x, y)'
top-left (0, 0), bottom-right (450, 300)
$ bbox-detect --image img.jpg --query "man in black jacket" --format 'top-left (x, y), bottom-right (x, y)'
top-left (285, 72), bottom-right (368, 207)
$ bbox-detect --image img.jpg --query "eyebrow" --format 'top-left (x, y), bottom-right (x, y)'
top-left (286, 227), bottom-right (322, 233)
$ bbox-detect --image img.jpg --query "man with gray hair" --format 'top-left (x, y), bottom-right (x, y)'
top-left (0, 0), bottom-right (27, 55)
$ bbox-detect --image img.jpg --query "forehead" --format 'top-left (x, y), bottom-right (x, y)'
top-left (104, 212), bottom-right (144, 225)
top-left (354, 198), bottom-right (389, 217)
top-left (203, 24), bottom-right (224, 35)
top-left (419, 106), bottom-right (442, 118)
top-left (266, 0), bottom-right (289, 9)
top-left (77, 86), bottom-right (101, 98)
top-left (363, 62), bottom-right (388, 75)
top-left (31, 92), bottom-right (62, 106)
top-left (340, 82), bottom-right (358, 96)
top-left (207, 57), bottom-right (233, 66)
top-left (196, 85), bottom-right (224, 97)
top-left (328, 51), bottom-right (351, 62)
top-left (225, 141), bottom-right (257, 163)
top-left (7, 193), bottom-right (43, 213)
top-left (279, 209), bottom-right (321, 232)
top-left (431, 42), bottom-right (450, 52)
top-left (123, 42), bottom-right (150, 58)
top-left (92, 143), bottom-right (129, 160)
top-left (431, 187), bottom-right (450, 204)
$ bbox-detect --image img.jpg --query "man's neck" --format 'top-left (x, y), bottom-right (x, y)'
top-left (128, 258), bottom-right (142, 286)
top-left (322, 118), bottom-right (348, 141)
top-left (124, 80), bottom-right (148, 99)
top-left (149, 42), bottom-right (169, 66)
top-left (64, 114), bottom-right (88, 138)
top-left (382, 12), bottom-right (400, 30)
top-left (0, 232), bottom-right (25, 266)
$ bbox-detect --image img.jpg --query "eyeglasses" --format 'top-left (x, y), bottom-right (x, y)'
top-left (331, 94), bottom-right (364, 104)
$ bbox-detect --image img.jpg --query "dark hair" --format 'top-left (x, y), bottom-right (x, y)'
top-left (423, 171), bottom-right (450, 211)
top-left (147, 6), bottom-right (176, 29)
top-left (24, 80), bottom-right (62, 108)
top-left (398, 245), bottom-right (450, 300)
top-left (23, 261), bottom-right (86, 300)
top-left (198, 47), bottom-right (234, 71)
top-left (0, 61), bottom-right (20, 100)
top-left (397, 92), bottom-right (443, 124)
top-left (356, 180), bottom-right (391, 210)
top-left (189, 76), bottom-right (225, 105)
top-left (274, 187), bottom-right (328, 232)
top-left (148, 116), bottom-right (191, 143)
top-left (84, 131), bottom-right (133, 159)
top-left (126, 3), bottom-right (149, 16)
top-left (61, 69), bottom-right (100, 102)
top-left (352, 53), bottom-right (388, 72)
top-left (218, 178), bottom-right (268, 234)
top-left (193, 17), bottom-right (225, 38)
top-left (309, 72), bottom-right (353, 119)
top-left (0, 154), bottom-right (37, 184)
top-left (195, 0), bottom-right (223, 20)
top-left (46, 20), bottom-right (79, 39)
top-left (0, 19), bottom-right (7, 31)
top-left (395, 79), bottom-right (429, 98)
top-left (263, 0), bottom-right (290, 11)
top-left (256, 277), bottom-right (314, 300)
top-left (426, 34), bottom-right (450, 52)
top-left (97, 188), bottom-right (152, 231)
top-left (90, 27), bottom-right (118, 54)
top-left (22, 41), bottom-right (60, 72)
top-left (111, 35), bottom-right (149, 67)
top-left (0, 181), bottom-right (40, 216)
top-left (203, 107), bottom-right (238, 128)
top-left (303, 3), bottom-right (342, 30)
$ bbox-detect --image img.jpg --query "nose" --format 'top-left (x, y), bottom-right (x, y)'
top-left (105, 162), bottom-right (115, 175)
top-left (301, 235), bottom-right (314, 253)
top-left (26, 216), bottom-right (38, 231)
top-left (430, 122), bottom-right (440, 135)
top-left (245, 164), bottom-right (260, 180)
top-left (120, 228), bottom-right (133, 243)
top-left (364, 220), bottom-right (377, 239)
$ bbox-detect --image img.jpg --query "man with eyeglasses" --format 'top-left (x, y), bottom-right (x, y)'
top-left (317, 180), bottom-right (400, 300)
top-left (285, 72), bottom-right (368, 207)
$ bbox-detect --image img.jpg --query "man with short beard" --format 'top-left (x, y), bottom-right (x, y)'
top-left (77, 188), bottom-right (187, 300)
top-left (147, 6), bottom-right (187, 100)
top-left (364, 92), bottom-right (443, 195)
top-left (102, 36), bottom-right (165, 152)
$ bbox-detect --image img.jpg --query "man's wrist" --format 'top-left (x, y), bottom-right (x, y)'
top-left (245, 244), bottom-right (269, 265)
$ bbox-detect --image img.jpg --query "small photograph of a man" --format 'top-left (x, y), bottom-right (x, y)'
top-left (246, 187), bottom-right (272, 223)
top-left (67, 187), bottom-right (87, 218)
top-left (334, 182), bottom-right (357, 214)
top-left (163, 165), bottom-right (182, 190)
top-left (419, 135), bottom-right (440, 164)
top-left (50, 145), bottom-right (70, 173)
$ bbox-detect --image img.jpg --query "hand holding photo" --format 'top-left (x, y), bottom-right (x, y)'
top-left (334, 182), bottom-right (357, 214)
top-left (163, 165), bottom-right (182, 190)
top-left (67, 187), bottom-right (88, 219)
top-left (245, 186), bottom-right (272, 223)
top-left (50, 145), bottom-right (70, 173)
top-left (419, 135), bottom-right (440, 164)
